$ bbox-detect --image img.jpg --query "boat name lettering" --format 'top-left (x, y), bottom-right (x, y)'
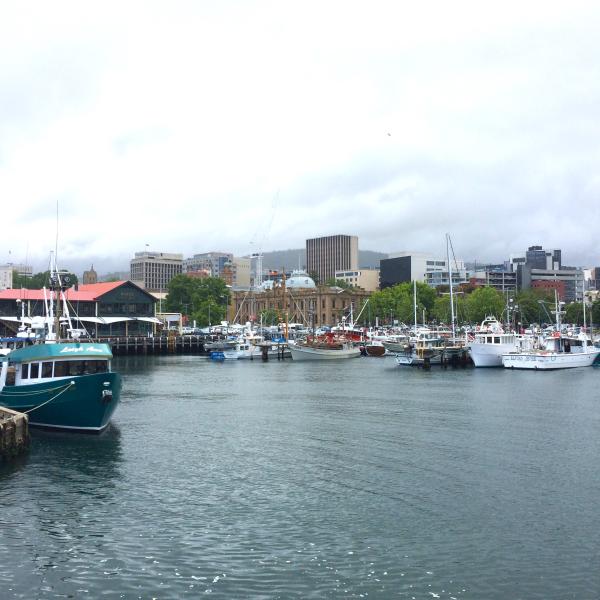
top-left (60, 346), bottom-right (105, 354)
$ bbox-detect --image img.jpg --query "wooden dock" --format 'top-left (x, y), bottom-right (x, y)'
top-left (100, 335), bottom-right (207, 356)
top-left (0, 407), bottom-right (29, 458)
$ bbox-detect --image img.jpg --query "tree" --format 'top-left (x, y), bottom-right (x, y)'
top-left (592, 300), bottom-right (600, 326)
top-left (165, 275), bottom-right (230, 326)
top-left (164, 275), bottom-right (197, 314)
top-left (464, 286), bottom-right (505, 323)
top-left (324, 278), bottom-right (352, 289)
top-left (515, 289), bottom-right (554, 325)
top-left (12, 270), bottom-right (78, 290)
top-left (564, 302), bottom-right (583, 325)
top-left (259, 308), bottom-right (280, 326)
top-left (431, 292), bottom-right (467, 325)
top-left (364, 281), bottom-right (436, 325)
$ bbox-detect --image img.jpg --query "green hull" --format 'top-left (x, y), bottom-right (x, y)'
top-left (0, 372), bottom-right (121, 433)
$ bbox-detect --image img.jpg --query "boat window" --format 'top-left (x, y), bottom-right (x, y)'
top-left (21, 364), bottom-right (29, 379)
top-left (494, 337), bottom-right (500, 344)
top-left (90, 360), bottom-right (108, 373)
top-left (487, 336), bottom-right (493, 344)
top-left (70, 360), bottom-right (86, 375)
top-left (30, 363), bottom-right (39, 378)
top-left (6, 366), bottom-right (16, 386)
top-left (41, 362), bottom-right (53, 378)
top-left (53, 359), bottom-right (109, 376)
top-left (54, 361), bottom-right (69, 377)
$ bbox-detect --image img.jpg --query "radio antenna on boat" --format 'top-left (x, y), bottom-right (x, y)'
top-left (55, 200), bottom-right (59, 267)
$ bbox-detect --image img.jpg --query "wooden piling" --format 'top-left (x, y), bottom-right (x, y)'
top-left (0, 407), bottom-right (29, 459)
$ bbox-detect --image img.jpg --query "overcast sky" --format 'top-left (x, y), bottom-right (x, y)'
top-left (1, 1), bottom-right (599, 273)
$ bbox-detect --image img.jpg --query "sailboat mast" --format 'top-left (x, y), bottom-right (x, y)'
top-left (413, 279), bottom-right (417, 333)
top-left (583, 295), bottom-right (588, 350)
top-left (446, 233), bottom-right (456, 340)
top-left (283, 270), bottom-right (288, 341)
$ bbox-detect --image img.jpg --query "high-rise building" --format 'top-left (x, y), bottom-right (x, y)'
top-left (130, 251), bottom-right (183, 292)
top-left (380, 252), bottom-right (466, 289)
top-left (525, 245), bottom-right (561, 270)
top-left (0, 265), bottom-right (13, 290)
top-left (334, 268), bottom-right (380, 292)
top-left (183, 252), bottom-right (233, 278)
top-left (587, 267), bottom-right (600, 291)
top-left (231, 257), bottom-right (251, 288)
top-left (519, 265), bottom-right (583, 302)
top-left (469, 269), bottom-right (517, 293)
top-left (306, 235), bottom-right (358, 283)
top-left (512, 244), bottom-right (583, 301)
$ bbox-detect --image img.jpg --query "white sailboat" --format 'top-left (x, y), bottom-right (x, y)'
top-left (396, 281), bottom-right (444, 366)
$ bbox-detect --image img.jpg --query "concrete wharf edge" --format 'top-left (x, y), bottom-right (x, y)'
top-left (0, 407), bottom-right (29, 458)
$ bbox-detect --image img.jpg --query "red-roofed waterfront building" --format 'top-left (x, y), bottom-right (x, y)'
top-left (0, 281), bottom-right (158, 337)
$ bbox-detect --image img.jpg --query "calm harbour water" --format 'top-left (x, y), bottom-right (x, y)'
top-left (1, 355), bottom-right (600, 599)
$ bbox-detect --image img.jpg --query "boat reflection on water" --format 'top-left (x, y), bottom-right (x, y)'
top-left (31, 423), bottom-right (123, 485)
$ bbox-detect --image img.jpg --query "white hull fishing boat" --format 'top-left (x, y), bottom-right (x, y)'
top-left (502, 348), bottom-right (600, 370)
top-left (288, 340), bottom-right (361, 361)
top-left (502, 292), bottom-right (600, 370)
top-left (467, 316), bottom-right (523, 367)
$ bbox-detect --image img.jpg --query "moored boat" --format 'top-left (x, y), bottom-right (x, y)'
top-left (395, 330), bottom-right (445, 366)
top-left (501, 292), bottom-right (600, 370)
top-left (0, 342), bottom-right (121, 432)
top-left (288, 339), bottom-right (361, 361)
top-left (501, 346), bottom-right (600, 370)
top-left (362, 342), bottom-right (386, 357)
top-left (0, 258), bottom-right (122, 432)
top-left (467, 316), bottom-right (523, 367)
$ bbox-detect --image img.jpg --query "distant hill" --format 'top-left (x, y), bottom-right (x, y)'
top-left (258, 249), bottom-right (387, 271)
top-left (99, 271), bottom-right (130, 282)
top-left (359, 250), bottom-right (388, 269)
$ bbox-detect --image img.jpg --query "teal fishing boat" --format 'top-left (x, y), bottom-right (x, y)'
top-left (0, 256), bottom-right (121, 432)
top-left (0, 342), bottom-right (121, 432)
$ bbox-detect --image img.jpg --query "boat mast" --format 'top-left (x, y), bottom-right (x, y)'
top-left (446, 233), bottom-right (456, 340)
top-left (583, 294), bottom-right (588, 351)
top-left (413, 279), bottom-right (417, 333)
top-left (283, 270), bottom-right (288, 341)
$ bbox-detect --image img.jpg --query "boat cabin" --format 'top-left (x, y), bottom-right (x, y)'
top-left (0, 344), bottom-right (113, 389)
